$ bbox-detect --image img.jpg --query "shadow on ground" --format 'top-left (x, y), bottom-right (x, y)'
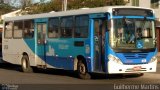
top-left (0, 63), bottom-right (143, 80)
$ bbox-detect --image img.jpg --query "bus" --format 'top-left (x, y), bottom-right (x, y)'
top-left (2, 6), bottom-right (157, 79)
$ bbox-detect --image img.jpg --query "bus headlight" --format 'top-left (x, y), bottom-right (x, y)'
top-left (108, 54), bottom-right (123, 64)
top-left (149, 56), bottom-right (157, 63)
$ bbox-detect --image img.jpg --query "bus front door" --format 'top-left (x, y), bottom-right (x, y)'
top-left (93, 19), bottom-right (105, 72)
top-left (36, 23), bottom-right (47, 67)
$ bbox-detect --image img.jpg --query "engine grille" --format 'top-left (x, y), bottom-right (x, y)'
top-left (123, 53), bottom-right (148, 59)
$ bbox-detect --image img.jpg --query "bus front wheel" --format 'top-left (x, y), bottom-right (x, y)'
top-left (21, 55), bottom-right (33, 73)
top-left (77, 60), bottom-right (91, 79)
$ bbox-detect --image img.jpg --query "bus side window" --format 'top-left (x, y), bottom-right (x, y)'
top-left (60, 17), bottom-right (73, 38)
top-left (5, 22), bottom-right (13, 38)
top-left (24, 20), bottom-right (34, 38)
top-left (13, 21), bottom-right (23, 38)
top-left (48, 18), bottom-right (59, 38)
top-left (75, 15), bottom-right (88, 38)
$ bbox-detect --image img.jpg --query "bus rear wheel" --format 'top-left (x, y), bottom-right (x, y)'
top-left (21, 55), bottom-right (33, 73)
top-left (77, 60), bottom-right (91, 79)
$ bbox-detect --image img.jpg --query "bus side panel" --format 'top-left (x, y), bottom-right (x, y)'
top-left (24, 39), bottom-right (36, 66)
top-left (3, 39), bottom-right (22, 64)
top-left (3, 39), bottom-right (36, 66)
top-left (45, 38), bottom-right (86, 70)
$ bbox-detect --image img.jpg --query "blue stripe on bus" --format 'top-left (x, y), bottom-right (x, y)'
top-left (112, 16), bottom-right (155, 19)
top-left (105, 32), bottom-right (111, 73)
top-left (35, 18), bottom-right (48, 22)
top-left (90, 19), bottom-right (94, 72)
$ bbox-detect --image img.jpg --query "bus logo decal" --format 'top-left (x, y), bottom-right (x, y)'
top-left (46, 45), bottom-right (55, 56)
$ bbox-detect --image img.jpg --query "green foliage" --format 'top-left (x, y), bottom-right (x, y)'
top-left (24, 0), bottom-right (126, 14)
top-left (110, 0), bottom-right (126, 5)
top-left (0, 3), bottom-right (14, 15)
top-left (26, 0), bottom-right (62, 14)
top-left (68, 0), bottom-right (108, 9)
top-left (0, 20), bottom-right (3, 24)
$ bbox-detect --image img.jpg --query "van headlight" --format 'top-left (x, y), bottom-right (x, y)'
top-left (108, 54), bottom-right (123, 64)
top-left (149, 56), bottom-right (157, 63)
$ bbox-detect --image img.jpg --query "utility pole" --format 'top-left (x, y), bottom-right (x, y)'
top-left (62, 0), bottom-right (67, 11)
top-left (64, 0), bottom-right (67, 11)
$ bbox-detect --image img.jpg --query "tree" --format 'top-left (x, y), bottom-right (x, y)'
top-left (31, 0), bottom-right (62, 13)
top-left (0, 3), bottom-right (14, 15)
top-left (0, 0), bottom-right (4, 3)
top-left (22, 0), bottom-right (127, 14)
top-left (110, 0), bottom-right (126, 5)
top-left (20, 0), bottom-right (32, 9)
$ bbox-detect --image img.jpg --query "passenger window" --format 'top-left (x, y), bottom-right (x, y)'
top-left (60, 17), bottom-right (73, 38)
top-left (75, 15), bottom-right (89, 38)
top-left (5, 22), bottom-right (13, 38)
top-left (13, 21), bottom-right (23, 38)
top-left (24, 20), bottom-right (34, 38)
top-left (48, 18), bottom-right (59, 38)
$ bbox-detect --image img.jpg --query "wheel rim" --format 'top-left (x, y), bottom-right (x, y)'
top-left (79, 63), bottom-right (86, 74)
top-left (22, 59), bottom-right (27, 69)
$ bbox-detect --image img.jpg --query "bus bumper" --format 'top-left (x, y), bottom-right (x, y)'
top-left (108, 60), bottom-right (157, 74)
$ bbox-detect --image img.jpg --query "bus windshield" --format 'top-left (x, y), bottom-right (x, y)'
top-left (110, 18), bottom-right (156, 51)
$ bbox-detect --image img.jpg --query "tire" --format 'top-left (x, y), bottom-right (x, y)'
top-left (21, 55), bottom-right (33, 73)
top-left (77, 60), bottom-right (91, 79)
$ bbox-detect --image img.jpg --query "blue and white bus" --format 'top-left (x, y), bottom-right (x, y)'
top-left (2, 6), bottom-right (157, 79)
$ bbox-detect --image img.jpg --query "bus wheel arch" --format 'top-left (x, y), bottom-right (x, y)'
top-left (21, 54), bottom-right (33, 73)
top-left (76, 55), bottom-right (91, 79)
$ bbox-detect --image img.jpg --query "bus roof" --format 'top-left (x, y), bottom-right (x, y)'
top-left (4, 6), bottom-right (153, 21)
